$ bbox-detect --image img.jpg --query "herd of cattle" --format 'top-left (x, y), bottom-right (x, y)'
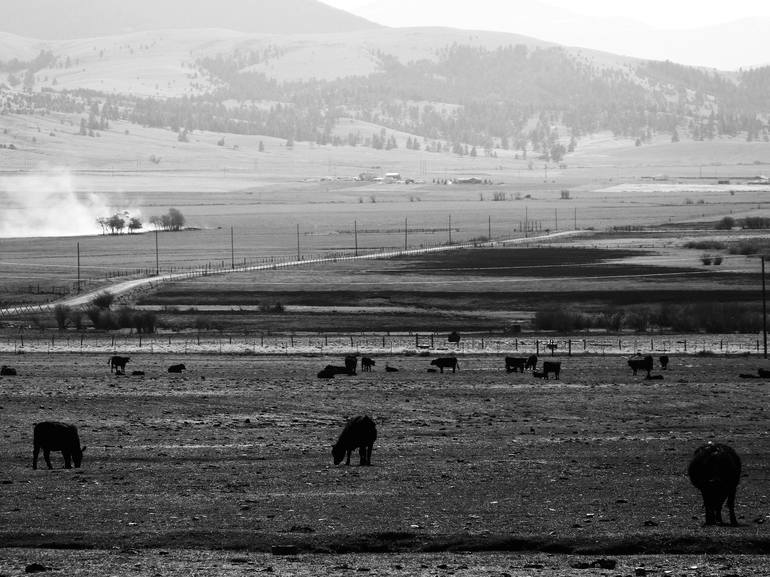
top-left (314, 353), bottom-right (675, 381)
top-left (5, 351), bottom-right (745, 527)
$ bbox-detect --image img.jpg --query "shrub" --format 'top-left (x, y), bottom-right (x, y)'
top-left (715, 216), bottom-right (735, 230)
top-left (684, 240), bottom-right (725, 250)
top-left (53, 304), bottom-right (70, 330)
top-left (92, 291), bottom-right (115, 309)
top-left (701, 255), bottom-right (713, 265)
top-left (533, 306), bottom-right (591, 332)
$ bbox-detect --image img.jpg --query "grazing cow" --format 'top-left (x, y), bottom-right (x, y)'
top-left (317, 365), bottom-right (353, 378)
top-left (33, 421), bottom-right (85, 470)
top-left (688, 442), bottom-right (741, 526)
top-left (430, 357), bottom-right (459, 373)
top-left (505, 356), bottom-right (527, 373)
top-left (385, 364), bottom-right (399, 373)
top-left (361, 357), bottom-right (375, 372)
top-left (542, 361), bottom-right (561, 379)
top-left (660, 355), bottom-right (670, 370)
top-left (332, 415), bottom-right (377, 466)
top-left (525, 354), bottom-right (538, 370)
top-left (1, 365), bottom-right (17, 376)
top-left (532, 370), bottom-right (546, 379)
top-left (108, 355), bottom-right (130, 374)
top-left (628, 355), bottom-right (654, 377)
top-left (758, 368), bottom-right (770, 378)
top-left (447, 331), bottom-right (461, 343)
top-left (344, 355), bottom-right (358, 375)
top-left (167, 363), bottom-right (186, 373)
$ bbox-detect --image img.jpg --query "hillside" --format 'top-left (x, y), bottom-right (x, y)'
top-left (0, 0), bottom-right (379, 40)
top-left (2, 24), bottom-right (770, 161)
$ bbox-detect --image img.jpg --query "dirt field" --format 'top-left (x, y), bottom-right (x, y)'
top-left (1, 352), bottom-right (768, 574)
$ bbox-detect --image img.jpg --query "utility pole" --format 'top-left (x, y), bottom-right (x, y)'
top-left (354, 220), bottom-right (358, 256)
top-left (155, 229), bottom-right (159, 275)
top-left (231, 226), bottom-right (234, 269)
top-left (555, 208), bottom-right (558, 231)
top-left (488, 215), bottom-right (491, 241)
top-left (448, 214), bottom-right (452, 244)
top-left (296, 224), bottom-right (301, 261)
top-left (404, 217), bottom-right (408, 251)
top-left (76, 242), bottom-right (81, 294)
top-left (763, 256), bottom-right (767, 359)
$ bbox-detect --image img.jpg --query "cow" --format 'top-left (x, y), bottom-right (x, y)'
top-left (1, 365), bottom-right (17, 376)
top-left (167, 363), bottom-right (186, 373)
top-left (628, 355), bottom-right (654, 377)
top-left (505, 356), bottom-right (528, 373)
top-left (33, 421), bottom-right (85, 470)
top-left (332, 415), bottom-right (377, 466)
top-left (108, 355), bottom-right (130, 374)
top-left (532, 370), bottom-right (546, 379)
top-left (430, 357), bottom-right (459, 373)
top-left (758, 368), bottom-right (770, 378)
top-left (688, 442), bottom-right (741, 526)
top-left (447, 331), bottom-right (461, 343)
top-left (542, 361), bottom-right (561, 379)
top-left (361, 357), bottom-right (375, 372)
top-left (131, 370), bottom-right (145, 376)
top-left (317, 365), bottom-right (353, 378)
top-left (385, 364), bottom-right (399, 373)
top-left (525, 354), bottom-right (538, 370)
top-left (660, 355), bottom-right (670, 370)
top-left (344, 355), bottom-right (358, 375)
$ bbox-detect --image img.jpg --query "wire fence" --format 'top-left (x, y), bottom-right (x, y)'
top-left (1, 332), bottom-right (765, 356)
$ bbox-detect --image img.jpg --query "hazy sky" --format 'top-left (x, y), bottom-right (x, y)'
top-left (320, 0), bottom-right (770, 68)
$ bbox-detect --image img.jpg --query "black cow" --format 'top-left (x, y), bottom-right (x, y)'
top-left (525, 354), bottom-right (538, 370)
top-left (542, 361), bottom-right (561, 379)
top-left (758, 368), bottom-right (770, 378)
top-left (688, 442), bottom-right (741, 526)
top-left (131, 370), bottom-right (145, 376)
top-left (344, 355), bottom-right (358, 375)
top-left (628, 355), bottom-right (653, 377)
top-left (447, 331), bottom-right (461, 343)
top-left (33, 421), bottom-right (85, 470)
top-left (1, 365), bottom-right (17, 376)
top-left (430, 357), bottom-right (459, 373)
top-left (317, 365), bottom-right (353, 378)
top-left (167, 363), bottom-right (186, 373)
top-left (505, 356), bottom-right (528, 373)
top-left (332, 415), bottom-right (377, 466)
top-left (385, 364), bottom-right (399, 373)
top-left (108, 355), bottom-right (130, 374)
top-left (361, 357), bottom-right (375, 372)
top-left (660, 355), bottom-right (670, 370)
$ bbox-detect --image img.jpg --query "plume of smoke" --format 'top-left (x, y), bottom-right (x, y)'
top-left (0, 170), bottom-right (127, 238)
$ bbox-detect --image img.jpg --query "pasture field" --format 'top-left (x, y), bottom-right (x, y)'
top-left (0, 352), bottom-right (768, 575)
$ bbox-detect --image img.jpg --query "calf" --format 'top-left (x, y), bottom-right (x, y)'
top-left (167, 363), bottom-right (186, 373)
top-left (361, 357), bottom-right (375, 372)
top-left (430, 357), bottom-right (459, 373)
top-left (1, 365), bottom-right (17, 376)
top-left (542, 361), bottom-right (561, 379)
top-left (628, 355), bottom-right (653, 377)
top-left (385, 364), bottom-right (399, 373)
top-left (688, 442), bottom-right (741, 526)
top-left (505, 356), bottom-right (527, 373)
top-left (108, 355), bottom-right (130, 374)
top-left (344, 355), bottom-right (358, 375)
top-left (33, 421), bottom-right (85, 469)
top-left (659, 355), bottom-right (670, 370)
top-left (525, 354), bottom-right (538, 370)
top-left (332, 415), bottom-right (377, 466)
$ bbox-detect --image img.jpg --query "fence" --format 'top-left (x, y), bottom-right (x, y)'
top-left (1, 332), bottom-right (765, 356)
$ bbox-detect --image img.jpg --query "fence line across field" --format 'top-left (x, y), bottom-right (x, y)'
top-left (1, 332), bottom-right (764, 356)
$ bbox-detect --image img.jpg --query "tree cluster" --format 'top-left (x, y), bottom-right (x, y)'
top-left (149, 208), bottom-right (185, 231)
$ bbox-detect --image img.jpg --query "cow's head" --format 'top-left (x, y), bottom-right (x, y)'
top-left (73, 445), bottom-right (86, 468)
top-left (331, 444), bottom-right (345, 465)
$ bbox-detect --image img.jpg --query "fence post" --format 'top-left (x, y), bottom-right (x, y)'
top-left (568, 339), bottom-right (572, 356)
top-left (536, 340), bottom-right (539, 355)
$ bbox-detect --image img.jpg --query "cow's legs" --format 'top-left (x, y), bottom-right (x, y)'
top-left (345, 450), bottom-right (352, 466)
top-left (727, 488), bottom-right (738, 526)
top-left (43, 449), bottom-right (53, 469)
top-left (359, 446), bottom-right (367, 465)
top-left (33, 445), bottom-right (40, 469)
top-left (64, 452), bottom-right (72, 469)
